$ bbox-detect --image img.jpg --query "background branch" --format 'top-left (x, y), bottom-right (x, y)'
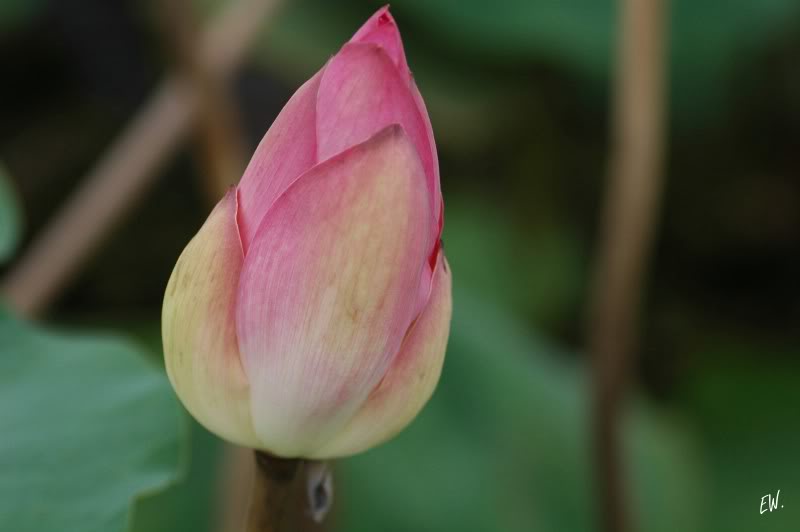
top-left (1, 0), bottom-right (280, 317)
top-left (160, 0), bottom-right (249, 202)
top-left (587, 1), bottom-right (669, 531)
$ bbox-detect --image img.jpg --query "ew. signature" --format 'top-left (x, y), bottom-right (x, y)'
top-left (760, 490), bottom-right (783, 515)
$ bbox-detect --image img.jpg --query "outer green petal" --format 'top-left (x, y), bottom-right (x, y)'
top-left (162, 189), bottom-right (258, 447)
top-left (313, 252), bottom-right (452, 458)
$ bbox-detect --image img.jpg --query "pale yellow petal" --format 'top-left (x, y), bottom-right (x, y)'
top-left (313, 253), bottom-right (452, 458)
top-left (162, 189), bottom-right (258, 447)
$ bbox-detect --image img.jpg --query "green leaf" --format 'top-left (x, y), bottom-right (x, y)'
top-left (0, 165), bottom-right (22, 264)
top-left (443, 198), bottom-right (585, 328)
top-left (400, 0), bottom-right (800, 120)
top-left (250, 0), bottom-right (800, 125)
top-left (130, 422), bottom-right (223, 532)
top-left (680, 344), bottom-right (800, 532)
top-left (0, 315), bottom-right (186, 532)
top-left (337, 288), bottom-right (705, 532)
top-left (0, 0), bottom-right (45, 30)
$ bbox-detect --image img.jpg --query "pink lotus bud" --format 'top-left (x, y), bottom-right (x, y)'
top-left (162, 7), bottom-right (451, 458)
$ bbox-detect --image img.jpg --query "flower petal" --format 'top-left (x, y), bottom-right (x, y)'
top-left (316, 43), bottom-right (439, 228)
top-left (349, 6), bottom-right (409, 75)
top-left (312, 251), bottom-right (452, 458)
top-left (411, 79), bottom-right (442, 233)
top-left (348, 7), bottom-right (442, 230)
top-left (237, 70), bottom-right (323, 252)
top-left (162, 189), bottom-right (258, 447)
top-left (236, 125), bottom-right (433, 457)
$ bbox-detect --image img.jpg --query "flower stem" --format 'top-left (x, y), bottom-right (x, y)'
top-left (246, 452), bottom-right (334, 532)
top-left (246, 452), bottom-right (301, 532)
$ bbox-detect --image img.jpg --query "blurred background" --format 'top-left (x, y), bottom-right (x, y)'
top-left (1, 0), bottom-right (799, 531)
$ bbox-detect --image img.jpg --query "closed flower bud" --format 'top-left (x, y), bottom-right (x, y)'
top-left (162, 7), bottom-right (451, 458)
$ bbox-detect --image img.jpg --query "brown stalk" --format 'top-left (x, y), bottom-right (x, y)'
top-left (587, 1), bottom-right (669, 531)
top-left (247, 453), bottom-right (301, 532)
top-left (243, 452), bottom-right (332, 532)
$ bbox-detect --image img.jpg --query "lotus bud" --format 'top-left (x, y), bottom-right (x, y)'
top-left (162, 7), bottom-right (451, 459)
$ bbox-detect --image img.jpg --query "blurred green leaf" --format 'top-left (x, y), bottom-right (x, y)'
top-left (400, 0), bottom-right (615, 76)
top-left (251, 0), bottom-right (800, 125)
top-left (401, 0), bottom-right (800, 119)
top-left (680, 344), bottom-right (800, 532)
top-left (0, 0), bottom-right (44, 30)
top-left (0, 165), bottom-right (21, 264)
top-left (443, 197), bottom-right (585, 328)
top-left (65, 318), bottom-right (227, 532)
top-left (131, 423), bottom-right (223, 532)
top-left (337, 288), bottom-right (705, 532)
top-left (0, 315), bottom-right (186, 532)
